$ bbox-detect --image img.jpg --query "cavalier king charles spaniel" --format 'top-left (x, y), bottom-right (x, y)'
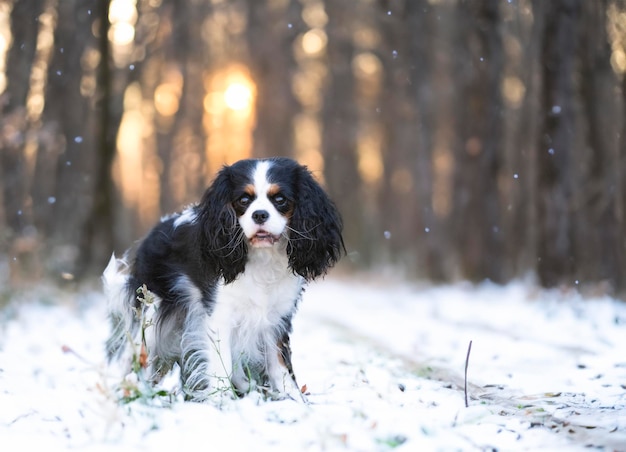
top-left (103, 157), bottom-right (344, 402)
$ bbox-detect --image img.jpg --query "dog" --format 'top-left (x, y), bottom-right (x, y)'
top-left (103, 157), bottom-right (344, 402)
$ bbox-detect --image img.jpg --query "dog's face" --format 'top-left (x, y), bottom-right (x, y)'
top-left (199, 157), bottom-right (344, 282)
top-left (233, 160), bottom-right (293, 248)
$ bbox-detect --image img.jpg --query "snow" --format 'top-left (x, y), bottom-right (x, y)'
top-left (1, 278), bottom-right (625, 451)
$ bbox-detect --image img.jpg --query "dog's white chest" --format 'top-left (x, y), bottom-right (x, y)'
top-left (221, 271), bottom-right (300, 326)
top-left (210, 247), bottom-right (303, 351)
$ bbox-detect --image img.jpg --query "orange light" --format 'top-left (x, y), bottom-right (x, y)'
top-left (203, 66), bottom-right (256, 172)
top-left (224, 82), bottom-right (253, 111)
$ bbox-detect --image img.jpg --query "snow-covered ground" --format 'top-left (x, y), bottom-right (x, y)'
top-left (1, 278), bottom-right (625, 451)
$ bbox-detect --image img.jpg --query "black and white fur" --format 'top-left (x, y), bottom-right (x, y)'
top-left (103, 157), bottom-right (343, 402)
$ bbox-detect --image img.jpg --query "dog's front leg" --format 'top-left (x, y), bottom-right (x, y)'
top-left (266, 335), bottom-right (306, 402)
top-left (180, 307), bottom-right (234, 401)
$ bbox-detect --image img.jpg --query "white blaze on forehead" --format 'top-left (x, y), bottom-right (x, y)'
top-left (249, 160), bottom-right (277, 213)
top-left (252, 160), bottom-right (273, 195)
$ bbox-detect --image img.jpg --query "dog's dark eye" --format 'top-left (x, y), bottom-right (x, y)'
top-left (273, 194), bottom-right (287, 207)
top-left (237, 195), bottom-right (252, 208)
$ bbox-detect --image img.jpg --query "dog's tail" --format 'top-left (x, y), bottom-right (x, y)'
top-left (102, 253), bottom-right (135, 362)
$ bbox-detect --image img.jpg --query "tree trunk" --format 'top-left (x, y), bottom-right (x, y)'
top-left (77, 0), bottom-right (123, 277)
top-left (377, 0), bottom-right (443, 279)
top-left (0, 0), bottom-right (44, 243)
top-left (160, 0), bottom-right (210, 212)
top-left (322, 0), bottom-right (362, 266)
top-left (246, 0), bottom-right (302, 158)
top-left (577, 0), bottom-right (625, 292)
top-left (32, 0), bottom-right (99, 276)
top-left (406, 0), bottom-right (447, 281)
top-left (451, 0), bottom-right (504, 282)
top-left (502, 1), bottom-right (544, 281)
top-left (535, 0), bottom-right (581, 287)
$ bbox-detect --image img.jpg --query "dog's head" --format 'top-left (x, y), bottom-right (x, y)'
top-left (197, 157), bottom-right (344, 283)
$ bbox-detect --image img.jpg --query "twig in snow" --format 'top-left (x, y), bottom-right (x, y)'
top-left (464, 340), bottom-right (473, 408)
top-left (61, 344), bottom-right (91, 364)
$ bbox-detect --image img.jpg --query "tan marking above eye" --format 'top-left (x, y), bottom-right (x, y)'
top-left (267, 184), bottom-right (281, 197)
top-left (243, 184), bottom-right (256, 196)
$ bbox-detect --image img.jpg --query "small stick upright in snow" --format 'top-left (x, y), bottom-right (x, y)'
top-left (464, 340), bottom-right (473, 408)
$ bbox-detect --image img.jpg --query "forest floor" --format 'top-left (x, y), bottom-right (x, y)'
top-left (0, 277), bottom-right (625, 451)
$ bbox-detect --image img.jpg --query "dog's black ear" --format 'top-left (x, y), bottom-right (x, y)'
top-left (197, 165), bottom-right (247, 283)
top-left (288, 166), bottom-right (344, 281)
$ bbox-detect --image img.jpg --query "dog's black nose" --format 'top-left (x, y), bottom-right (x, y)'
top-left (252, 210), bottom-right (269, 224)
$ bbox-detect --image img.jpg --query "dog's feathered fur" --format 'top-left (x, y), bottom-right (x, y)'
top-left (104, 157), bottom-right (343, 401)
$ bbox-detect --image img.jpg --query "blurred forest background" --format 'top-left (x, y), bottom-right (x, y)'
top-left (2, 0), bottom-right (626, 294)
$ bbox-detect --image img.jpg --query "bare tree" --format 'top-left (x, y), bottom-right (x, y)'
top-left (322, 0), bottom-right (362, 265)
top-left (78, 0), bottom-right (122, 276)
top-left (31, 0), bottom-right (100, 276)
top-left (535, 0), bottom-right (581, 287)
top-left (1, 0), bottom-right (44, 244)
top-left (374, 0), bottom-right (446, 279)
top-left (450, 0), bottom-right (505, 282)
top-left (156, 1), bottom-right (211, 213)
top-left (246, 0), bottom-right (302, 158)
top-left (576, 0), bottom-right (625, 291)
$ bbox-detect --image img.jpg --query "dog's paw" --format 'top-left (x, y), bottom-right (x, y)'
top-left (271, 384), bottom-right (308, 403)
